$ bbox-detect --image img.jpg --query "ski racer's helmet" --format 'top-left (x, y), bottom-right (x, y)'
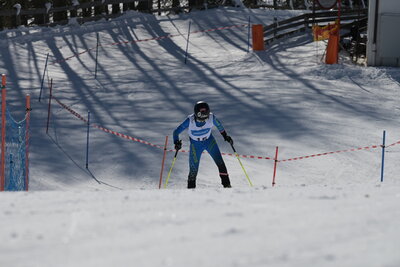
top-left (194, 101), bottom-right (210, 121)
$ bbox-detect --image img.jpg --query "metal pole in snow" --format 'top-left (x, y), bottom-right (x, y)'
top-left (184, 21), bottom-right (192, 64)
top-left (45, 79), bottom-right (53, 134)
top-left (247, 16), bottom-right (251, 53)
top-left (272, 146), bottom-right (279, 187)
top-left (95, 33), bottom-right (100, 79)
top-left (9, 154), bottom-right (13, 190)
top-left (380, 130), bottom-right (386, 182)
top-left (86, 111), bottom-right (90, 169)
top-left (1, 74), bottom-right (6, 191)
top-left (39, 53), bottom-right (49, 102)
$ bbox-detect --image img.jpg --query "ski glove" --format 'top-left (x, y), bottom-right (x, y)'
top-left (174, 140), bottom-right (182, 151)
top-left (221, 131), bottom-right (233, 146)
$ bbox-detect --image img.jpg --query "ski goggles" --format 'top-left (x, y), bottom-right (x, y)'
top-left (196, 111), bottom-right (209, 121)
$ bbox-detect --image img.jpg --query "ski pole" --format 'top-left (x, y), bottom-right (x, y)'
top-left (230, 143), bottom-right (253, 187)
top-left (164, 149), bottom-right (179, 188)
top-left (158, 136), bottom-right (169, 189)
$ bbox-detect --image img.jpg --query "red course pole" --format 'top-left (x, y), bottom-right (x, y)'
top-left (1, 74), bottom-right (6, 191)
top-left (159, 136), bottom-right (169, 189)
top-left (337, 0), bottom-right (341, 55)
top-left (25, 95), bottom-right (31, 191)
top-left (272, 146), bottom-right (279, 187)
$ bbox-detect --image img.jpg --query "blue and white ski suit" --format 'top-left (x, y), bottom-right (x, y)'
top-left (173, 113), bottom-right (229, 182)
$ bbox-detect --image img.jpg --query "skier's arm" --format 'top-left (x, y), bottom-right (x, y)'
top-left (214, 115), bottom-right (233, 145)
top-left (173, 118), bottom-right (190, 143)
top-left (213, 115), bottom-right (225, 133)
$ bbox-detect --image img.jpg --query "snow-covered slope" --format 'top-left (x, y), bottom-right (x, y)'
top-left (0, 7), bottom-right (399, 267)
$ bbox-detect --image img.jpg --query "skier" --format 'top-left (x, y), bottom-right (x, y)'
top-left (173, 101), bottom-right (233, 189)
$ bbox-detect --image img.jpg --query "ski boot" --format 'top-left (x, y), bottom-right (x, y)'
top-left (220, 174), bottom-right (231, 188)
top-left (188, 179), bottom-right (196, 189)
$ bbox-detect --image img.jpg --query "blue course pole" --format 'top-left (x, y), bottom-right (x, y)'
top-left (86, 111), bottom-right (90, 169)
top-left (247, 16), bottom-right (251, 53)
top-left (38, 53), bottom-right (49, 102)
top-left (94, 33), bottom-right (99, 79)
top-left (184, 21), bottom-right (192, 64)
top-left (380, 130), bottom-right (386, 182)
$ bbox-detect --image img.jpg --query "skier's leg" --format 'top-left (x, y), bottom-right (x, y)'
top-left (206, 135), bottom-right (231, 188)
top-left (188, 140), bottom-right (204, 188)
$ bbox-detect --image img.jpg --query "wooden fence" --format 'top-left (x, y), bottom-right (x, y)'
top-left (263, 8), bottom-right (368, 44)
top-left (0, 0), bottom-right (213, 29)
top-left (0, 0), bottom-right (368, 30)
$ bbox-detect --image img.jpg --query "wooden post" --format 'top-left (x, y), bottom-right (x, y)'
top-left (14, 4), bottom-right (21, 27)
top-left (15, 13), bottom-right (21, 27)
top-left (312, 0), bottom-right (316, 26)
top-left (304, 15), bottom-right (309, 29)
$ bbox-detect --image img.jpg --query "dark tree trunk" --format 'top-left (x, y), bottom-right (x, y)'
top-left (31, 0), bottom-right (47, 25)
top-left (80, 0), bottom-right (92, 18)
top-left (172, 0), bottom-right (180, 13)
top-left (112, 3), bottom-right (120, 14)
top-left (94, 2), bottom-right (106, 16)
top-left (188, 0), bottom-right (199, 9)
top-left (53, 0), bottom-right (68, 22)
top-left (136, 0), bottom-right (152, 12)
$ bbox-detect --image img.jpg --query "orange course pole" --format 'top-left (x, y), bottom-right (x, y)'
top-left (1, 74), bottom-right (6, 191)
top-left (326, 0), bottom-right (341, 64)
top-left (325, 30), bottom-right (339, 64)
top-left (252, 24), bottom-right (265, 51)
top-left (25, 94), bottom-right (31, 191)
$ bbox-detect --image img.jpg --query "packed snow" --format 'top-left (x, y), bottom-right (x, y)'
top-left (0, 7), bottom-right (399, 267)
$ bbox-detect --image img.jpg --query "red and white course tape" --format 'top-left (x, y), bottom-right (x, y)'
top-left (53, 97), bottom-right (272, 159)
top-left (53, 97), bottom-right (400, 162)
